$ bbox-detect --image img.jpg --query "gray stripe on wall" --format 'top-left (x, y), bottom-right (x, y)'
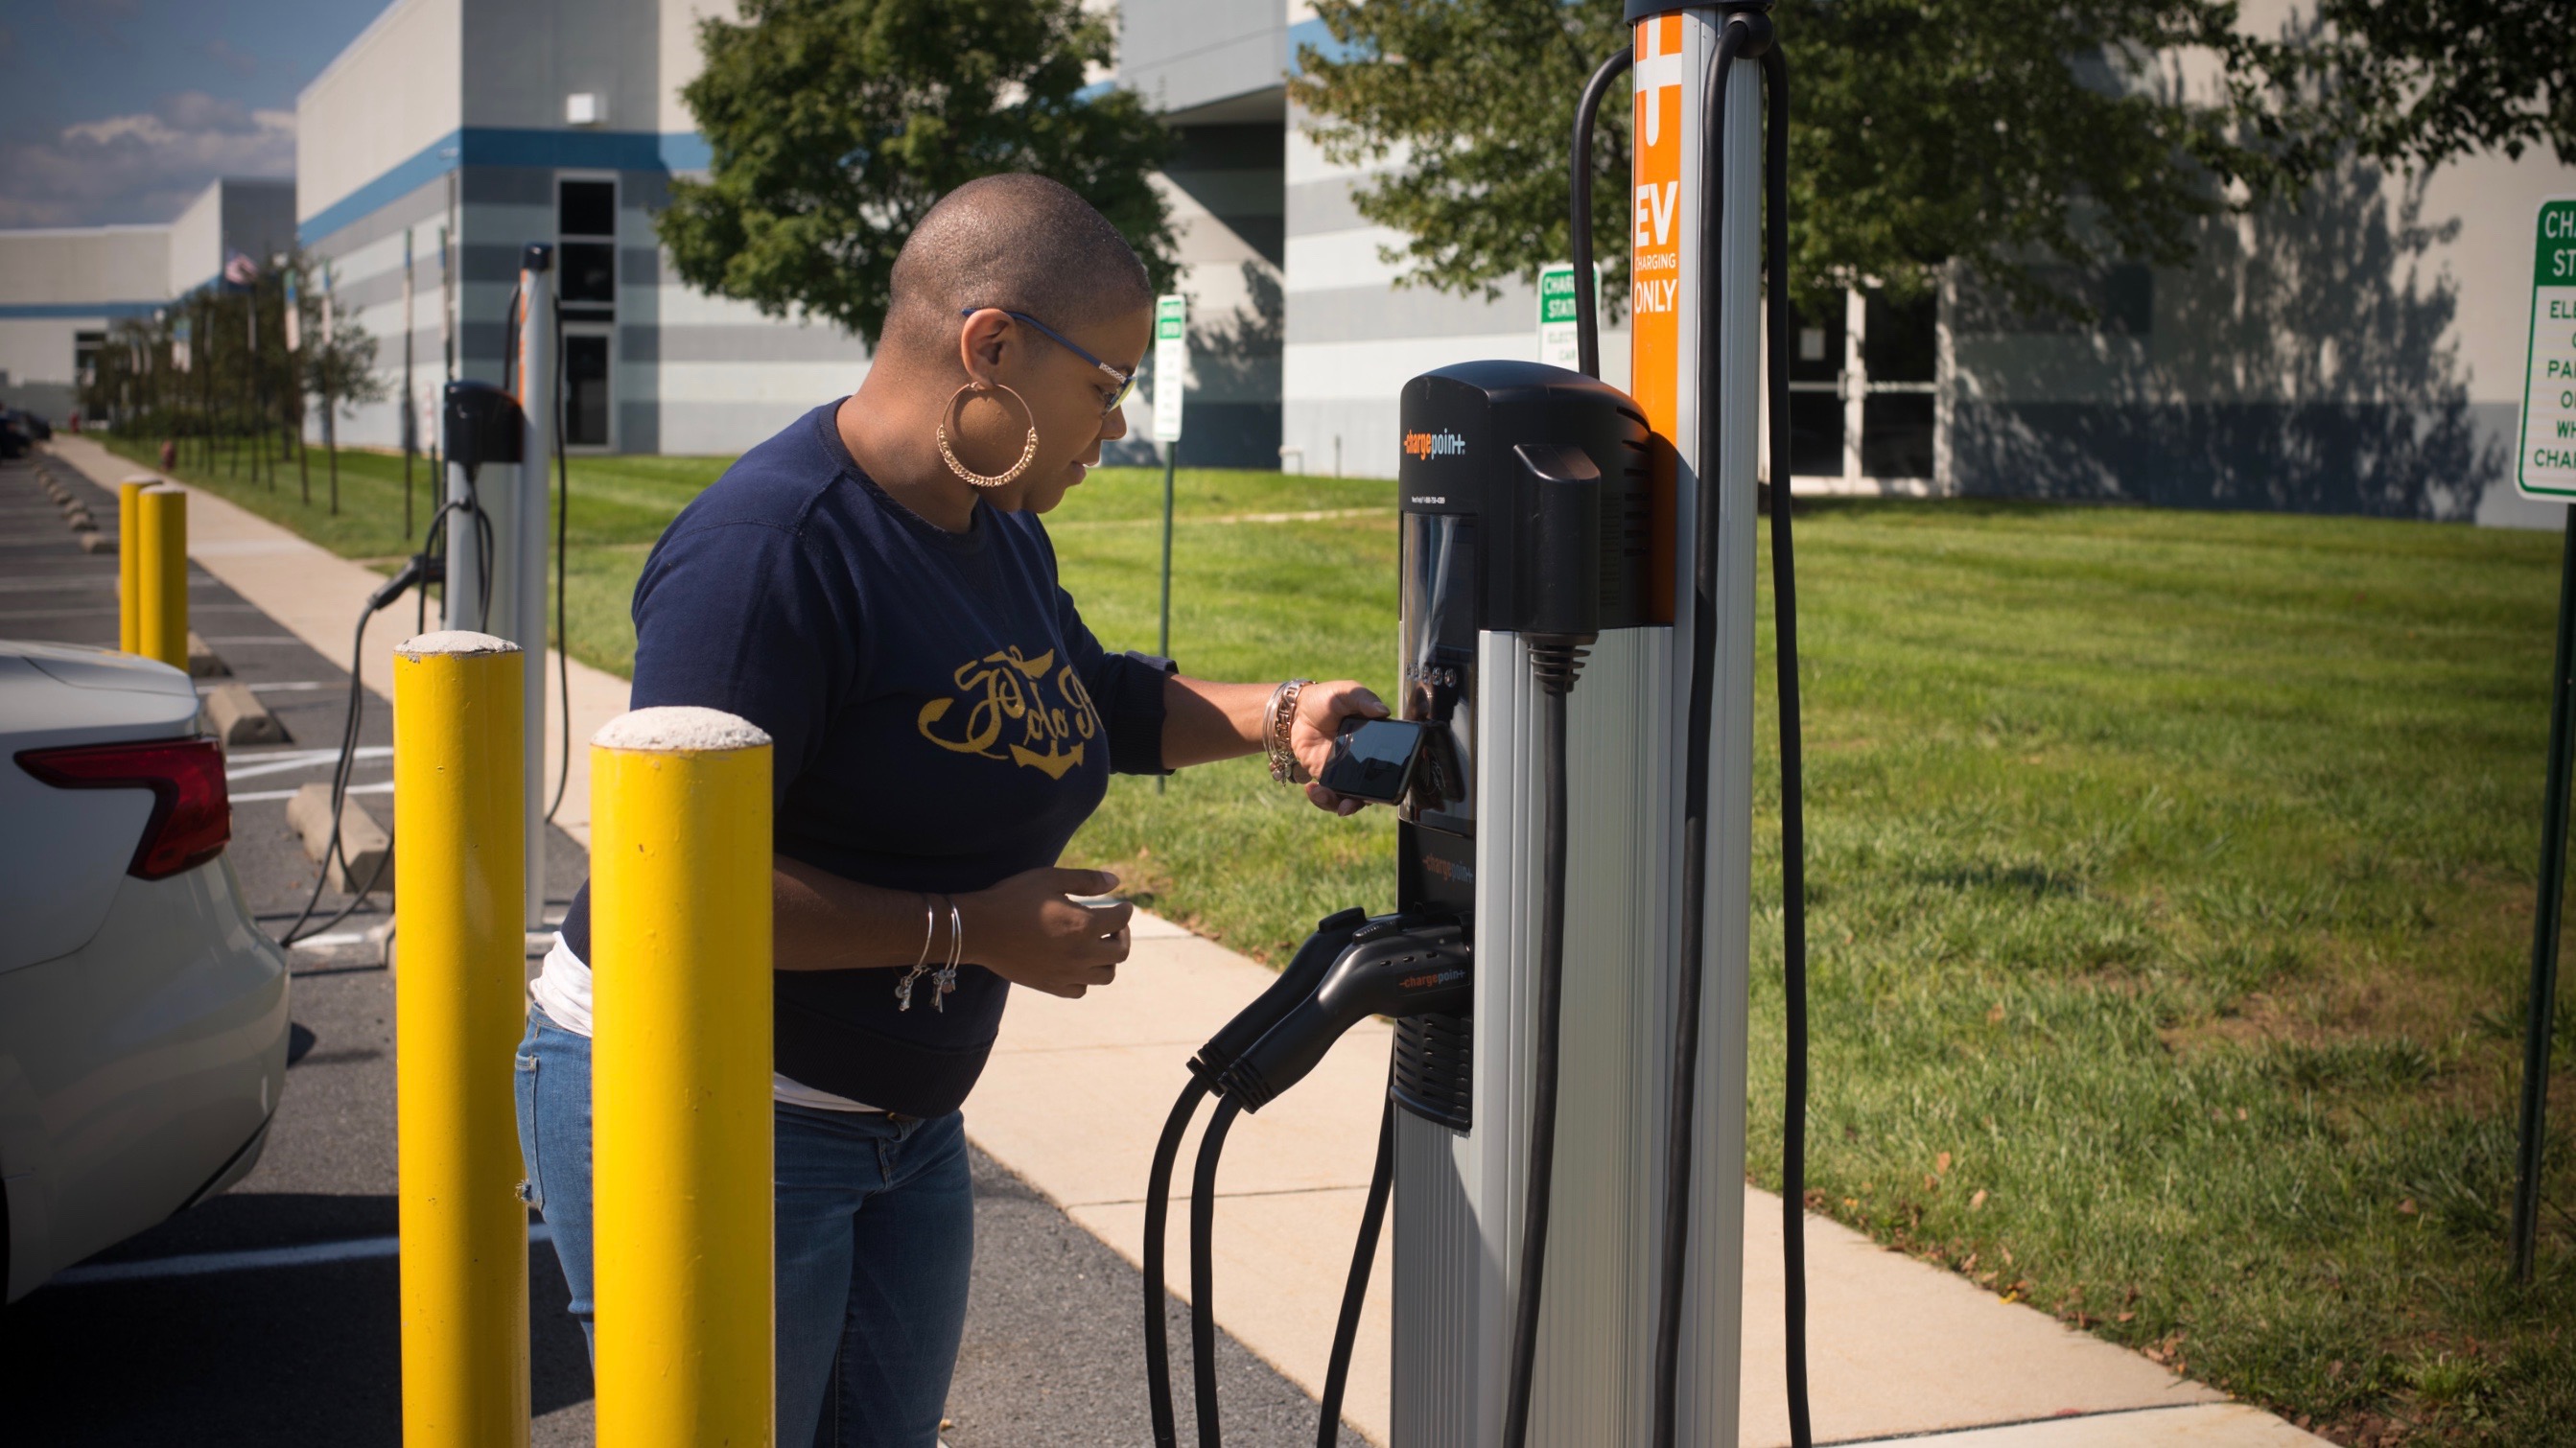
top-left (1951, 398), bottom-right (2510, 521)
top-left (620, 324), bottom-right (870, 363)
top-left (1285, 178), bottom-right (1375, 237)
top-left (1287, 281), bottom-right (1540, 345)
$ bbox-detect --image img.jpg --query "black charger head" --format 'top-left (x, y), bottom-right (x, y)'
top-left (443, 380), bottom-right (524, 471)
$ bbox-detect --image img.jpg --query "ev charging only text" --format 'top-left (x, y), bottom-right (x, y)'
top-left (1632, 180), bottom-right (1681, 315)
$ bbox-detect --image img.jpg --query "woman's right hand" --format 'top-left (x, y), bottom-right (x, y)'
top-left (956, 868), bottom-right (1134, 998)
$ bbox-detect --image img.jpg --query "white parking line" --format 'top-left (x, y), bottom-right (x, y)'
top-left (223, 745), bottom-right (391, 782)
top-left (198, 680), bottom-right (335, 694)
top-left (48, 1226), bottom-right (554, 1287)
top-left (231, 779), bottom-right (393, 805)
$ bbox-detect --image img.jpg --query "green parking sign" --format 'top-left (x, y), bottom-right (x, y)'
top-left (2517, 198), bottom-right (2576, 500)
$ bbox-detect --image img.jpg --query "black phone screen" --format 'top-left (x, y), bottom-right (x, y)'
top-left (1318, 718), bottom-right (1429, 804)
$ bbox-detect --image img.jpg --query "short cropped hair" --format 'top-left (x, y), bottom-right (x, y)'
top-left (884, 174), bottom-right (1152, 358)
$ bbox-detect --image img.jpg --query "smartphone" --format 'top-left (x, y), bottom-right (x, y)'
top-left (1318, 717), bottom-right (1429, 805)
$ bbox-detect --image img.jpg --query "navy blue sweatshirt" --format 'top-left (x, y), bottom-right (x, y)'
top-left (559, 401), bottom-right (1173, 1117)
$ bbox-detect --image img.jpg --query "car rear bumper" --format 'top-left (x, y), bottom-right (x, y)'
top-left (1, 853), bottom-right (291, 1301)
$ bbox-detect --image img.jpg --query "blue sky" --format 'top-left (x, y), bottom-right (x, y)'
top-left (0, 0), bottom-right (395, 227)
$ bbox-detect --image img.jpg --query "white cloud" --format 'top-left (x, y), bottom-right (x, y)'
top-left (0, 90), bottom-right (293, 228)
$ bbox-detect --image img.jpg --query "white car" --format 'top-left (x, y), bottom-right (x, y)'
top-left (0, 640), bottom-right (289, 1299)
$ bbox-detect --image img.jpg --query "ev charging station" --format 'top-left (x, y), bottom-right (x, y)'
top-left (1145, 4), bottom-right (1807, 1445)
top-left (439, 245), bottom-right (559, 935)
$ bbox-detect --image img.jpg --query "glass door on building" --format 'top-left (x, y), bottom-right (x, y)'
top-left (557, 176), bottom-right (616, 449)
top-left (1786, 286), bottom-right (1941, 487)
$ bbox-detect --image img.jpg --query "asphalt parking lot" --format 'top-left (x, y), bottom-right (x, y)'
top-left (1, 448), bottom-right (1360, 1446)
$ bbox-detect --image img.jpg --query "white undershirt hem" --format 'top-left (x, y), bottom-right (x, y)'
top-left (529, 934), bottom-right (884, 1113)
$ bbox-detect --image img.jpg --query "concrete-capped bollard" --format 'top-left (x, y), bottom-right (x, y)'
top-left (114, 483), bottom-right (149, 614)
top-left (136, 485), bottom-right (186, 672)
top-left (591, 705), bottom-right (775, 1448)
top-left (392, 629), bottom-right (529, 1448)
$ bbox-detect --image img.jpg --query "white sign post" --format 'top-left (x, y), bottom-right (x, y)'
top-left (1153, 294), bottom-right (1186, 445)
top-left (1536, 262), bottom-right (1599, 371)
top-left (1152, 294), bottom-right (1185, 792)
top-left (2513, 196), bottom-right (2576, 1288)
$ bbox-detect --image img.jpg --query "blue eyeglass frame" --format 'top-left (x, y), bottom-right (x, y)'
top-left (960, 307), bottom-right (1142, 412)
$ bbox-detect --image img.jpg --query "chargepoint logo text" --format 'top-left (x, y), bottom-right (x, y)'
top-left (1402, 430), bottom-right (1466, 460)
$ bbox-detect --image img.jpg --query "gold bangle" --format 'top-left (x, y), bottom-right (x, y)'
top-left (1267, 679), bottom-right (1312, 784)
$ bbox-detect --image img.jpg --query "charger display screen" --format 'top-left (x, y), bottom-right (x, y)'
top-left (1319, 718), bottom-right (1429, 805)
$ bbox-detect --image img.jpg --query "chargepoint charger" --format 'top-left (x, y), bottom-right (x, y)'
top-left (1141, 4), bottom-right (1812, 1445)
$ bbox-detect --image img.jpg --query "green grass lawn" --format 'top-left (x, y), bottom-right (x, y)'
top-left (108, 430), bottom-right (2572, 1442)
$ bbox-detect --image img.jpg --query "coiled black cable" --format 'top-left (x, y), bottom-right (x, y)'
top-left (1642, 16), bottom-right (1813, 1448)
top-left (1651, 21), bottom-right (1752, 1443)
top-left (1500, 653), bottom-right (1579, 1448)
top-left (274, 606), bottom-right (388, 948)
top-left (1145, 1077), bottom-right (1211, 1448)
top-left (1189, 1096), bottom-right (1245, 1448)
top-left (275, 479), bottom-right (488, 950)
top-left (1316, 1086), bottom-right (1394, 1448)
top-left (1760, 40), bottom-right (1814, 1448)
top-left (1570, 46), bottom-right (1635, 382)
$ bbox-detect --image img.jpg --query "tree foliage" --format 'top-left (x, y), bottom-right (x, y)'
top-left (2297, 0), bottom-right (2574, 170)
top-left (1291, 0), bottom-right (2303, 321)
top-left (657, 0), bottom-right (1179, 348)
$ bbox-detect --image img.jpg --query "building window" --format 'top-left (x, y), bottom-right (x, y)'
top-left (564, 335), bottom-right (611, 447)
top-left (1786, 302), bottom-right (1845, 478)
top-left (557, 176), bottom-right (617, 449)
top-left (1859, 289), bottom-right (1936, 480)
top-left (1787, 287), bottom-right (1944, 487)
top-left (558, 178), bottom-right (617, 323)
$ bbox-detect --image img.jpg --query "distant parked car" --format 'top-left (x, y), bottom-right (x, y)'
top-left (0, 641), bottom-right (290, 1299)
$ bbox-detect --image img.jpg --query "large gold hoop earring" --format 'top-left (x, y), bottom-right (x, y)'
top-left (936, 381), bottom-right (1040, 490)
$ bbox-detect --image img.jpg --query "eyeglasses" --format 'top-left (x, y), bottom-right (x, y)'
top-left (961, 307), bottom-right (1141, 414)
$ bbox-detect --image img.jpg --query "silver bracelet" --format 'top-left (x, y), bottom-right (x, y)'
top-left (895, 893), bottom-right (937, 1012)
top-left (932, 897), bottom-right (963, 1012)
top-left (1267, 679), bottom-right (1312, 784)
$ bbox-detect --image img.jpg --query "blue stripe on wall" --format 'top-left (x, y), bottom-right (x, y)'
top-left (298, 128), bottom-right (716, 248)
top-left (0, 301), bottom-right (165, 319)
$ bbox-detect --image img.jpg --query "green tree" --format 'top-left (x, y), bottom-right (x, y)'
top-left (657, 0), bottom-right (1179, 348)
top-left (2298, 0), bottom-right (2573, 170)
top-left (1290, 0), bottom-right (2298, 320)
top-left (301, 263), bottom-right (386, 515)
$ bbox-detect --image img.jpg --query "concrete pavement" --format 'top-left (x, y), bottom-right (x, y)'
top-left (38, 433), bottom-right (2332, 1446)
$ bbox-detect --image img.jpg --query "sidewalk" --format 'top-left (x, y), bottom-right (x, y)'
top-left (44, 435), bottom-right (2331, 1447)
top-left (48, 434), bottom-right (626, 849)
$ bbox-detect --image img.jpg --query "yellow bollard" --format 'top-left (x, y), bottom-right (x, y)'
top-left (592, 706), bottom-right (775, 1448)
top-left (135, 484), bottom-right (187, 671)
top-left (117, 478), bottom-right (150, 655)
top-left (393, 631), bottom-right (531, 1448)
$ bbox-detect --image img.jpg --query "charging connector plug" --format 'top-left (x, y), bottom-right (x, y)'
top-left (1221, 915), bottom-right (1471, 1110)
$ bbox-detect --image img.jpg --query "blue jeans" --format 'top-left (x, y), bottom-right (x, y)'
top-left (514, 1006), bottom-right (974, 1447)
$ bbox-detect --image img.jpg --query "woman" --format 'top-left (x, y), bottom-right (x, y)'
top-left (515, 173), bottom-right (1385, 1445)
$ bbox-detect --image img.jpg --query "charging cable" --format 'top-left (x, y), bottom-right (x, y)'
top-left (274, 538), bottom-right (448, 947)
top-left (1571, 12), bottom-right (1811, 1445)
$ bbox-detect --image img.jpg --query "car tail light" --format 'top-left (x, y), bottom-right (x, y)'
top-left (17, 736), bottom-right (230, 879)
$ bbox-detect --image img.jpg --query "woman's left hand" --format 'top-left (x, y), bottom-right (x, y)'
top-left (1291, 680), bottom-right (1391, 816)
